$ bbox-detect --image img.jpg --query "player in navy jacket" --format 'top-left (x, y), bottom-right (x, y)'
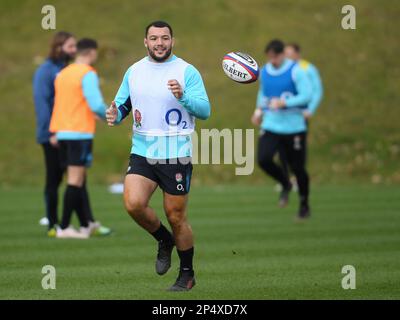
top-left (33, 32), bottom-right (111, 237)
top-left (33, 32), bottom-right (77, 234)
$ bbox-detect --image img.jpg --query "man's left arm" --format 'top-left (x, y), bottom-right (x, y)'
top-left (82, 71), bottom-right (107, 119)
top-left (177, 65), bottom-right (211, 120)
top-left (307, 65), bottom-right (323, 115)
top-left (283, 66), bottom-right (312, 108)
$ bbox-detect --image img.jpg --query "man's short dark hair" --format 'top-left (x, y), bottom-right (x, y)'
top-left (287, 42), bottom-right (301, 53)
top-left (265, 39), bottom-right (285, 54)
top-left (77, 38), bottom-right (98, 54)
top-left (145, 20), bottom-right (173, 38)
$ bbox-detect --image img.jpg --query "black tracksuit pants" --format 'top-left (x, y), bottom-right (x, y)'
top-left (257, 130), bottom-right (309, 206)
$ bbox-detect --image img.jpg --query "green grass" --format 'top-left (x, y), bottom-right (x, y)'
top-left (0, 0), bottom-right (400, 186)
top-left (1, 184), bottom-right (399, 299)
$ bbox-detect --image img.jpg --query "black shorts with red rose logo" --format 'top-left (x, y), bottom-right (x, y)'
top-left (126, 154), bottom-right (193, 195)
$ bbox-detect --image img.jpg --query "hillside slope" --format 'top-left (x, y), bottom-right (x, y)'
top-left (0, 0), bottom-right (399, 186)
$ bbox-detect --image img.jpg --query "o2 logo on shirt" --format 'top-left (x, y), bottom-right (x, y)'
top-left (165, 108), bottom-right (188, 129)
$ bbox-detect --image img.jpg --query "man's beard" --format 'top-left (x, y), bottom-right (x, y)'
top-left (59, 51), bottom-right (75, 64)
top-left (148, 46), bottom-right (172, 62)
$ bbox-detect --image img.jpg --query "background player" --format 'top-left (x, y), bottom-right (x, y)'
top-left (251, 39), bottom-right (312, 220)
top-left (106, 21), bottom-right (211, 291)
top-left (285, 43), bottom-right (323, 119)
top-left (279, 43), bottom-right (324, 189)
top-left (50, 38), bottom-right (110, 238)
top-left (33, 32), bottom-right (76, 234)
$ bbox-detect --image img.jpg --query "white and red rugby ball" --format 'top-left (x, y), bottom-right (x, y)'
top-left (222, 52), bottom-right (259, 84)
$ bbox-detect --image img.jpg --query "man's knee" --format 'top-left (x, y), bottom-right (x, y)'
top-left (257, 152), bottom-right (274, 169)
top-left (45, 186), bottom-right (58, 197)
top-left (67, 166), bottom-right (85, 187)
top-left (67, 179), bottom-right (84, 187)
top-left (291, 164), bottom-right (308, 179)
top-left (124, 198), bottom-right (147, 216)
top-left (165, 204), bottom-right (186, 227)
top-left (46, 177), bottom-right (62, 190)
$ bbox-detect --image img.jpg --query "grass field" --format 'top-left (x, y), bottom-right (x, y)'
top-left (1, 184), bottom-right (399, 299)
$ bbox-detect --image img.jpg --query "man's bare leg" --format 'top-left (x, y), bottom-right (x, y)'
top-left (164, 192), bottom-right (195, 291)
top-left (163, 193), bottom-right (192, 250)
top-left (124, 174), bottom-right (175, 275)
top-left (124, 174), bottom-right (159, 232)
top-left (67, 165), bottom-right (85, 187)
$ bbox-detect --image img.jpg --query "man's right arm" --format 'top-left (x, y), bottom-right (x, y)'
top-left (252, 81), bottom-right (265, 126)
top-left (256, 84), bottom-right (266, 110)
top-left (113, 66), bottom-right (133, 124)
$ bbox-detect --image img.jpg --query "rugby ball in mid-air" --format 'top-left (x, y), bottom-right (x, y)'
top-left (222, 52), bottom-right (259, 84)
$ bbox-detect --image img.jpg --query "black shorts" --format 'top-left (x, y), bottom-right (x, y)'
top-left (59, 140), bottom-right (93, 168)
top-left (126, 154), bottom-right (193, 195)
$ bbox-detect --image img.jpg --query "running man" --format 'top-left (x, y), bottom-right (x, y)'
top-left (251, 39), bottom-right (312, 220)
top-left (280, 43), bottom-right (324, 187)
top-left (106, 21), bottom-right (211, 291)
top-left (49, 38), bottom-right (110, 238)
